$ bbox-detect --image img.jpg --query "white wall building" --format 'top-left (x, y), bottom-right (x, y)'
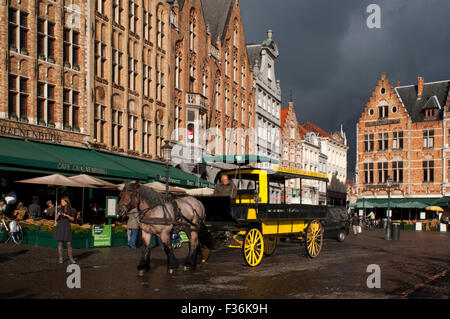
top-left (304, 123), bottom-right (348, 206)
top-left (300, 132), bottom-right (324, 205)
top-left (247, 30), bottom-right (282, 169)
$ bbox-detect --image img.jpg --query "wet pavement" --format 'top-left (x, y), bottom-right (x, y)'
top-left (0, 229), bottom-right (449, 299)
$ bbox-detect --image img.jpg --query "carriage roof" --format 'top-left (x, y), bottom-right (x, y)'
top-left (221, 166), bottom-right (329, 183)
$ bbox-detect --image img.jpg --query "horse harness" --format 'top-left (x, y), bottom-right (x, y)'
top-left (137, 196), bottom-right (199, 230)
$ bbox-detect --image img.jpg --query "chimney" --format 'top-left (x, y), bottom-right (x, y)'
top-left (418, 77), bottom-right (424, 99)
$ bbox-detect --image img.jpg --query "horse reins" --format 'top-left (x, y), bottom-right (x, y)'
top-left (128, 187), bottom-right (199, 229)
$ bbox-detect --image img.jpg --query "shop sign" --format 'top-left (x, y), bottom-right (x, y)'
top-left (0, 120), bottom-right (62, 143)
top-left (57, 162), bottom-right (107, 175)
top-left (92, 225), bottom-right (112, 247)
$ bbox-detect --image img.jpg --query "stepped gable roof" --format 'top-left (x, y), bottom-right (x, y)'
top-left (201, 0), bottom-right (234, 44)
top-left (395, 80), bottom-right (450, 123)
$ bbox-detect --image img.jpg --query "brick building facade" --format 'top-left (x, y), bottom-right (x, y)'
top-left (169, 0), bottom-right (255, 163)
top-left (356, 73), bottom-right (450, 214)
top-left (1, 0), bottom-right (90, 147)
top-left (89, 0), bottom-right (171, 160)
top-left (1, 0), bottom-right (256, 186)
top-left (280, 100), bottom-right (303, 203)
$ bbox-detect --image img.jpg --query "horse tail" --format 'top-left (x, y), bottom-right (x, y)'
top-left (198, 223), bottom-right (221, 250)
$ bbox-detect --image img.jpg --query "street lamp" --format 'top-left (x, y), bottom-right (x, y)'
top-left (162, 140), bottom-right (173, 198)
top-left (385, 176), bottom-right (392, 240)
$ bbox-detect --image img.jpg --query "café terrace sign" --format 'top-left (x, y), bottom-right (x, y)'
top-left (0, 120), bottom-right (62, 144)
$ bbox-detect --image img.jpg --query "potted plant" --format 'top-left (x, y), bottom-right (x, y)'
top-left (10, 44), bottom-right (18, 52)
top-left (64, 61), bottom-right (71, 68)
top-left (47, 56), bottom-right (55, 64)
top-left (10, 114), bottom-right (18, 121)
top-left (38, 119), bottom-right (46, 126)
top-left (73, 64), bottom-right (80, 71)
top-left (112, 225), bottom-right (128, 247)
top-left (20, 116), bottom-right (28, 123)
top-left (48, 121), bottom-right (55, 128)
top-left (73, 125), bottom-right (80, 133)
top-left (64, 124), bottom-right (72, 131)
top-left (20, 47), bottom-right (28, 55)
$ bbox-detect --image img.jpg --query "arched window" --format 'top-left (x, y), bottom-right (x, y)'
top-left (156, 5), bottom-right (165, 49)
top-left (189, 10), bottom-right (196, 51)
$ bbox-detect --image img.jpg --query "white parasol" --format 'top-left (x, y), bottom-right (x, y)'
top-left (16, 174), bottom-right (87, 223)
top-left (186, 188), bottom-right (215, 196)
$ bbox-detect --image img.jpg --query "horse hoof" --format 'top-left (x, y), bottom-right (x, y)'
top-left (168, 269), bottom-right (175, 275)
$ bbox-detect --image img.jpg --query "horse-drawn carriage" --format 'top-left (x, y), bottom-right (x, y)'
top-left (117, 156), bottom-right (330, 274)
top-left (197, 164), bottom-right (329, 267)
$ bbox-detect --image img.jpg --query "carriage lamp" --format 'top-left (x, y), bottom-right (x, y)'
top-left (384, 176), bottom-right (392, 241)
top-left (162, 141), bottom-right (173, 198)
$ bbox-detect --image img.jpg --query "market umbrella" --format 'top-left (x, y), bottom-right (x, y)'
top-left (16, 174), bottom-right (86, 223)
top-left (69, 174), bottom-right (116, 188)
top-left (69, 175), bottom-right (112, 224)
top-left (144, 182), bottom-right (187, 195)
top-left (425, 206), bottom-right (444, 212)
top-left (186, 188), bottom-right (214, 196)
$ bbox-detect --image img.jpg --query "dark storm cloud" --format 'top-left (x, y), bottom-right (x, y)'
top-left (240, 0), bottom-right (450, 175)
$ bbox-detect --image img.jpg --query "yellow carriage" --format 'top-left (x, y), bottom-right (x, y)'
top-left (199, 156), bottom-right (329, 267)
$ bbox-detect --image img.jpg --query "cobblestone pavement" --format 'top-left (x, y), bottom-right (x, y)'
top-left (0, 229), bottom-right (449, 299)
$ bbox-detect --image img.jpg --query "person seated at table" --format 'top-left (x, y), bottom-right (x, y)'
top-left (28, 196), bottom-right (42, 221)
top-left (44, 200), bottom-right (56, 219)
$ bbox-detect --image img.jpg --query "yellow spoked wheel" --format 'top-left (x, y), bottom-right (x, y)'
top-left (263, 236), bottom-right (277, 256)
top-left (305, 220), bottom-right (324, 258)
top-left (243, 228), bottom-right (264, 267)
top-left (200, 243), bottom-right (211, 264)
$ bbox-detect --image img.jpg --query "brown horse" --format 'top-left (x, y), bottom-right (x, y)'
top-left (117, 182), bottom-right (210, 275)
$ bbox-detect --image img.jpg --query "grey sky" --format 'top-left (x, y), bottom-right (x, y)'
top-left (240, 0), bottom-right (450, 176)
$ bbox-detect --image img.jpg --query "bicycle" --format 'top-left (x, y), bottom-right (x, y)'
top-left (0, 214), bottom-right (24, 244)
top-left (363, 218), bottom-right (377, 231)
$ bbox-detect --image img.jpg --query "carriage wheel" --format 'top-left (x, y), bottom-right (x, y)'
top-left (263, 236), bottom-right (277, 256)
top-left (242, 228), bottom-right (264, 267)
top-left (305, 220), bottom-right (323, 258)
top-left (200, 243), bottom-right (212, 264)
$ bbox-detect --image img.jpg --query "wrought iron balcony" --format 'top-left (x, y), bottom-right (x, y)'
top-left (186, 93), bottom-right (209, 113)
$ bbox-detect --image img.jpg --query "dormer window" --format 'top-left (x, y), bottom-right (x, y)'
top-left (425, 109), bottom-right (436, 119)
top-left (423, 96), bottom-right (440, 120)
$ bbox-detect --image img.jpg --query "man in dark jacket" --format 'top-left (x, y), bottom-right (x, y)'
top-left (28, 196), bottom-right (42, 221)
top-left (213, 174), bottom-right (237, 199)
top-left (352, 212), bottom-right (360, 235)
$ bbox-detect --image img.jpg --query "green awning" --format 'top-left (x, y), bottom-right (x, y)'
top-left (0, 137), bottom-right (142, 180)
top-left (430, 197), bottom-right (450, 207)
top-left (355, 198), bottom-right (441, 209)
top-left (0, 136), bottom-right (214, 188)
top-left (157, 167), bottom-right (214, 188)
